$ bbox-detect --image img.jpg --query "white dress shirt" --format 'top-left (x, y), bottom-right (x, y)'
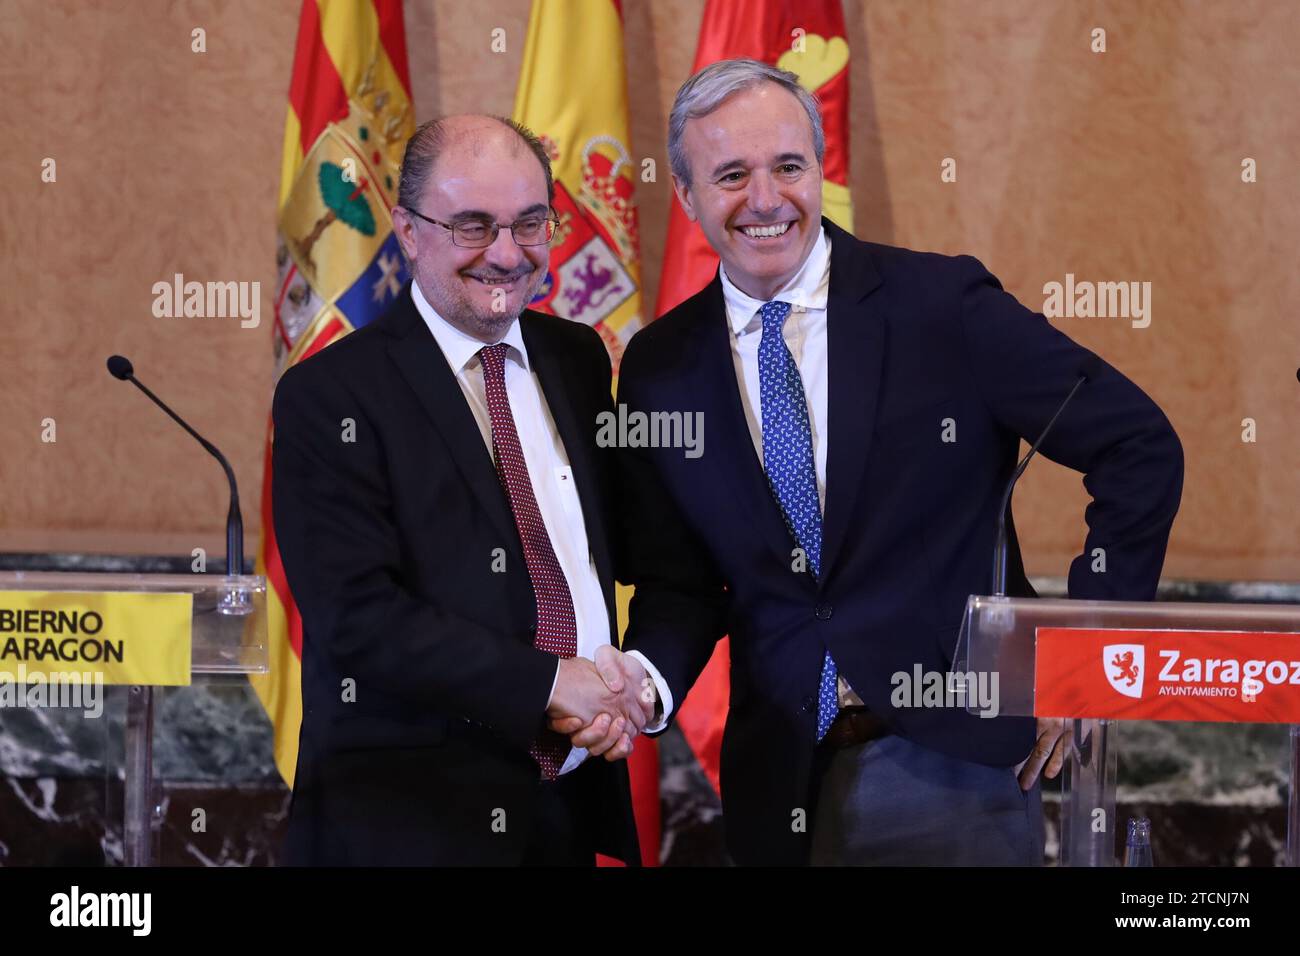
top-left (642, 226), bottom-right (863, 728)
top-left (412, 281), bottom-right (610, 774)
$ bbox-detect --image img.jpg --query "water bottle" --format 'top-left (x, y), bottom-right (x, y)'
top-left (1123, 817), bottom-right (1153, 866)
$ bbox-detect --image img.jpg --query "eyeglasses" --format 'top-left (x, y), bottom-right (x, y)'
top-left (404, 208), bottom-right (559, 248)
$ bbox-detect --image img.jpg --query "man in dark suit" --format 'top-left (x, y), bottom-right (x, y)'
top-left (272, 115), bottom-right (649, 865)
top-left (557, 59), bottom-right (1183, 865)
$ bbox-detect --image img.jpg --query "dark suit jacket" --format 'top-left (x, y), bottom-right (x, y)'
top-left (272, 284), bottom-right (639, 866)
top-left (617, 218), bottom-right (1183, 865)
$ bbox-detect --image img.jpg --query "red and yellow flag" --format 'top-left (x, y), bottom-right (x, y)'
top-left (251, 0), bottom-right (414, 788)
top-left (654, 0), bottom-right (854, 796)
top-left (513, 0), bottom-right (659, 865)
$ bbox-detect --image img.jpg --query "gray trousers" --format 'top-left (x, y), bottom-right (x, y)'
top-left (809, 733), bottom-right (1045, 866)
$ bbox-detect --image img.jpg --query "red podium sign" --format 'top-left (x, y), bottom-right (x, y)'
top-left (1034, 627), bottom-right (1300, 722)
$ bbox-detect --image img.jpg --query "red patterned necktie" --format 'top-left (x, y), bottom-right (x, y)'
top-left (479, 343), bottom-right (577, 780)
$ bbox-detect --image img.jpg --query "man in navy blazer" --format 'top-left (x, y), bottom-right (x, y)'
top-left (557, 59), bottom-right (1183, 865)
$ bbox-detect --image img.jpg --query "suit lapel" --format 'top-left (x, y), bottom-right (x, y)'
top-left (819, 219), bottom-right (885, 578)
top-left (383, 290), bottom-right (521, 554)
top-left (523, 316), bottom-right (618, 633)
top-left (689, 276), bottom-right (810, 576)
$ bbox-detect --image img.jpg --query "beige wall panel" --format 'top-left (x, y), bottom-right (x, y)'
top-left (1, 0), bottom-right (1295, 583)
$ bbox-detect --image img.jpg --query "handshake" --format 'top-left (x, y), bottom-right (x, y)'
top-left (545, 645), bottom-right (659, 761)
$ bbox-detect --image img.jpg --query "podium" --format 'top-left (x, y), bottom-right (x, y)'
top-left (954, 595), bottom-right (1300, 866)
top-left (0, 571), bottom-right (268, 866)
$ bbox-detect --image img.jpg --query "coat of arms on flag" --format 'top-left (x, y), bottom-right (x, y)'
top-left (275, 55), bottom-right (412, 370)
top-left (528, 135), bottom-right (640, 360)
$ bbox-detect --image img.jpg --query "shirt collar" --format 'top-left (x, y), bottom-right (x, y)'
top-left (719, 224), bottom-right (831, 336)
top-left (411, 279), bottom-right (530, 374)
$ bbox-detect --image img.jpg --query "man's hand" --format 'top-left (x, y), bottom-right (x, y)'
top-left (547, 656), bottom-right (629, 757)
top-left (1015, 717), bottom-right (1073, 790)
top-left (548, 646), bottom-right (657, 762)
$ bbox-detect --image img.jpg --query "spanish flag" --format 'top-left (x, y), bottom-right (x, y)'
top-left (513, 0), bottom-right (659, 865)
top-left (654, 0), bottom-right (854, 799)
top-left (250, 0), bottom-right (414, 789)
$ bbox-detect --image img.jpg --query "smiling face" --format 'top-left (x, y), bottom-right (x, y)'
top-left (673, 82), bottom-right (823, 301)
top-left (393, 118), bottom-right (550, 342)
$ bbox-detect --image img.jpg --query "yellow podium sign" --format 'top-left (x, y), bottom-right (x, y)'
top-left (0, 591), bottom-right (192, 686)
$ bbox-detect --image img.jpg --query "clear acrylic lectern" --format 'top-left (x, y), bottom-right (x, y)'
top-left (954, 595), bottom-right (1300, 866)
top-left (0, 571), bottom-right (268, 866)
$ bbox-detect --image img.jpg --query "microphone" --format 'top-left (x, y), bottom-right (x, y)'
top-left (990, 355), bottom-right (1103, 596)
top-left (107, 355), bottom-right (245, 579)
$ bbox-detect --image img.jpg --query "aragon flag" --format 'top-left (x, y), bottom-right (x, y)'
top-left (653, 0), bottom-right (854, 798)
top-left (249, 0), bottom-right (414, 789)
top-left (512, 0), bottom-right (659, 866)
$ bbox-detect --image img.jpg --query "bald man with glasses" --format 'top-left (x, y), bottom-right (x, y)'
top-left (272, 115), bottom-right (650, 866)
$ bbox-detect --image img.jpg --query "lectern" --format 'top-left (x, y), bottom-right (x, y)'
top-left (0, 571), bottom-right (268, 866)
top-left (954, 595), bottom-right (1300, 866)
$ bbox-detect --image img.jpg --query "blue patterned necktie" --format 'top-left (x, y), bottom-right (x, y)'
top-left (757, 300), bottom-right (839, 741)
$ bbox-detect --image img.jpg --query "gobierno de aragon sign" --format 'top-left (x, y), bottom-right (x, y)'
top-left (0, 591), bottom-right (192, 686)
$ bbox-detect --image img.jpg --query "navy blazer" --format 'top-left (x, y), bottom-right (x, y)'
top-left (617, 218), bottom-right (1183, 865)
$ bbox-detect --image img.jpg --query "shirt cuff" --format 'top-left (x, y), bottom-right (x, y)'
top-left (625, 650), bottom-right (674, 734)
top-left (544, 658), bottom-right (561, 711)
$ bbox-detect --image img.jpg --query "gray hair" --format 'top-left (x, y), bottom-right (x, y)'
top-left (668, 58), bottom-right (825, 187)
top-left (397, 115), bottom-right (555, 212)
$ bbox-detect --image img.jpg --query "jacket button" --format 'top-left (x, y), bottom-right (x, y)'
top-left (814, 604), bottom-right (833, 621)
top-left (801, 695), bottom-right (816, 713)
